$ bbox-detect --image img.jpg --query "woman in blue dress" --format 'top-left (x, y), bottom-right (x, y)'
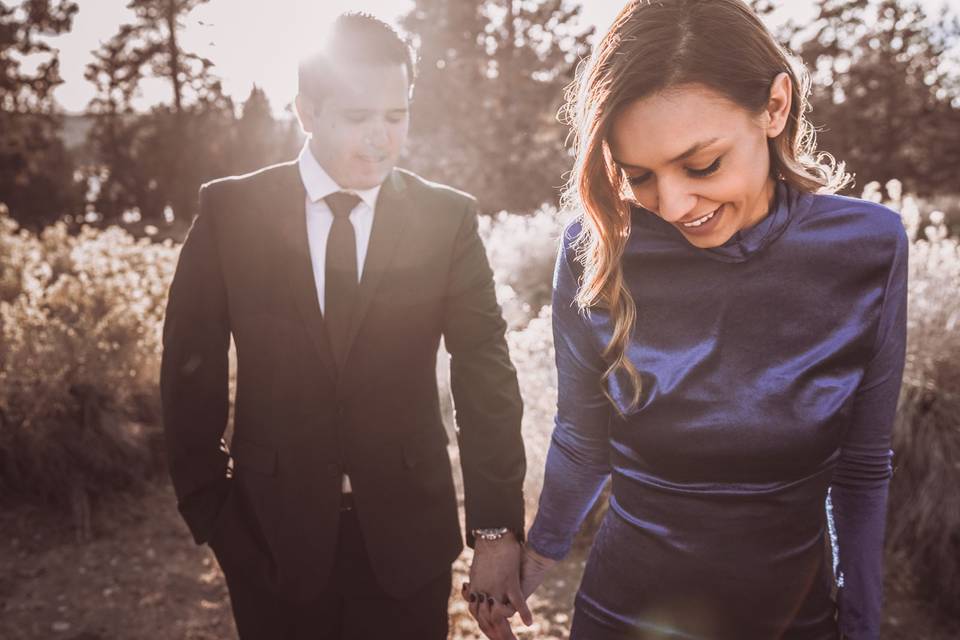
top-left (476, 1), bottom-right (908, 638)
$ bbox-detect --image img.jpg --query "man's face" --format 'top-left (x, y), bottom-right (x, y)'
top-left (297, 61), bottom-right (410, 190)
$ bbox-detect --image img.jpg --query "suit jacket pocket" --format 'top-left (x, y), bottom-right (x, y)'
top-left (224, 435), bottom-right (279, 563)
top-left (230, 436), bottom-right (278, 476)
top-left (208, 479), bottom-right (276, 584)
top-left (207, 478), bottom-right (236, 545)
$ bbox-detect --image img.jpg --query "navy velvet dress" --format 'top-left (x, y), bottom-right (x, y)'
top-left (527, 182), bottom-right (908, 640)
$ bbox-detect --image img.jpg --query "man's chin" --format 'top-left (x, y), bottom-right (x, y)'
top-left (343, 169), bottom-right (392, 191)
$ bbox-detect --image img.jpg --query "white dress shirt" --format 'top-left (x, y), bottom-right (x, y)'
top-left (298, 143), bottom-right (381, 315)
top-left (298, 143), bottom-right (381, 493)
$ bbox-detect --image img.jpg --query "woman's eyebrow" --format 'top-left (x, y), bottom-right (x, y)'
top-left (612, 137), bottom-right (722, 170)
top-left (669, 137), bottom-right (721, 163)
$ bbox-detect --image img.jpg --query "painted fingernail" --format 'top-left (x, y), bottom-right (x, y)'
top-left (469, 593), bottom-right (477, 602)
top-left (487, 596), bottom-right (495, 606)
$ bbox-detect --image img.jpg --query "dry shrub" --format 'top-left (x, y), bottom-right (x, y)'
top-left (506, 307), bottom-right (557, 521)
top-left (871, 181), bottom-right (960, 618)
top-left (0, 206), bottom-right (176, 505)
top-left (480, 205), bottom-right (566, 330)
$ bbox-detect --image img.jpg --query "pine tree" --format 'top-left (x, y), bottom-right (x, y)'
top-left (121, 0), bottom-right (227, 114)
top-left (84, 25), bottom-right (152, 223)
top-left (795, 0), bottom-right (960, 195)
top-left (85, 0), bottom-right (235, 225)
top-left (231, 85), bottom-right (301, 175)
top-left (0, 0), bottom-right (83, 228)
top-left (400, 0), bottom-right (592, 213)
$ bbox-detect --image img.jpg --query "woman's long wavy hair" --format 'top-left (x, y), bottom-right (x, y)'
top-left (561, 0), bottom-right (850, 412)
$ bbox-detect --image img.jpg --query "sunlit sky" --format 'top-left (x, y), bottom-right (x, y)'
top-left (46, 0), bottom-right (950, 115)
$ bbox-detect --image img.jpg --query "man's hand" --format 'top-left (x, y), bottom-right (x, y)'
top-left (462, 532), bottom-right (532, 640)
top-left (462, 541), bottom-right (558, 640)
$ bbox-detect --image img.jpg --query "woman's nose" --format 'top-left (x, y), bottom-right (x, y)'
top-left (656, 181), bottom-right (698, 223)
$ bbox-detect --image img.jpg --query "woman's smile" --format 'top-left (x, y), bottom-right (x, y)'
top-left (677, 204), bottom-right (724, 234)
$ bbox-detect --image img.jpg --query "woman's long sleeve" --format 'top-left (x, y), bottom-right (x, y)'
top-left (830, 227), bottom-right (908, 640)
top-left (527, 228), bottom-right (613, 560)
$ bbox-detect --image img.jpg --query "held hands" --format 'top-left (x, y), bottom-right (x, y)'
top-left (462, 535), bottom-right (557, 640)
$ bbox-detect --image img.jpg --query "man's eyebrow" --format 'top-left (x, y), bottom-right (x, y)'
top-left (339, 107), bottom-right (409, 113)
top-left (612, 137), bottom-right (722, 170)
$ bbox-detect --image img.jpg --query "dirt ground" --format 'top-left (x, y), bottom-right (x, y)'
top-left (1, 479), bottom-right (956, 640)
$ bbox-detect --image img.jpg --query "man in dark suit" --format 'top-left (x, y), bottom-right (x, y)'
top-left (160, 12), bottom-right (528, 639)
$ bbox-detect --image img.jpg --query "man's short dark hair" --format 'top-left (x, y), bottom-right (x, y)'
top-left (298, 12), bottom-right (418, 102)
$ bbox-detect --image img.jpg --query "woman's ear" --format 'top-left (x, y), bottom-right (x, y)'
top-left (764, 72), bottom-right (792, 139)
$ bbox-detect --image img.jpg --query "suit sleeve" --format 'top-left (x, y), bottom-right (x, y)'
top-left (160, 184), bottom-right (233, 545)
top-left (526, 229), bottom-right (612, 560)
top-left (442, 198), bottom-right (526, 546)
top-left (831, 224), bottom-right (908, 640)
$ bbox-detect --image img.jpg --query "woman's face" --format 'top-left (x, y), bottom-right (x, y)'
top-left (607, 78), bottom-right (791, 249)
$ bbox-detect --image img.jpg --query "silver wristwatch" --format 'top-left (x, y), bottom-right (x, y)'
top-left (472, 527), bottom-right (511, 542)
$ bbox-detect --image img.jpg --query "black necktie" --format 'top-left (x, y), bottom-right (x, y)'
top-left (324, 191), bottom-right (362, 369)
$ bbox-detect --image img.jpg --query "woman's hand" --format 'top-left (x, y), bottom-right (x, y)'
top-left (462, 543), bottom-right (557, 640)
top-left (519, 544), bottom-right (556, 599)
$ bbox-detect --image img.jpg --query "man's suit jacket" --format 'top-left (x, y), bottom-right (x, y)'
top-left (160, 160), bottom-right (525, 601)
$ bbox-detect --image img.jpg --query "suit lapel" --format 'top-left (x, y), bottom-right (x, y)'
top-left (272, 162), bottom-right (338, 383)
top-left (341, 169), bottom-right (412, 369)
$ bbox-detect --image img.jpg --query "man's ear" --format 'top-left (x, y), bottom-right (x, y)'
top-left (294, 94), bottom-right (315, 135)
top-left (764, 72), bottom-right (792, 139)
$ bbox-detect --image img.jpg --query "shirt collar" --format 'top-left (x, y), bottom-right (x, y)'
top-left (297, 142), bottom-right (382, 210)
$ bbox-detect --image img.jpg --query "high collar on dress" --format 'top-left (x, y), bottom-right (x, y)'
top-left (631, 180), bottom-right (807, 263)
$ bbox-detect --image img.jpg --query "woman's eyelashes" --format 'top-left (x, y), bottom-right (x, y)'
top-left (687, 157), bottom-right (722, 178)
top-left (625, 157), bottom-right (723, 186)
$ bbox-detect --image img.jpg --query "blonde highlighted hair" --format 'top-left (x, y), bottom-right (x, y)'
top-left (560, 0), bottom-right (850, 411)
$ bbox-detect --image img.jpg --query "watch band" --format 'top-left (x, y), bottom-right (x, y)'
top-left (472, 526), bottom-right (511, 541)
